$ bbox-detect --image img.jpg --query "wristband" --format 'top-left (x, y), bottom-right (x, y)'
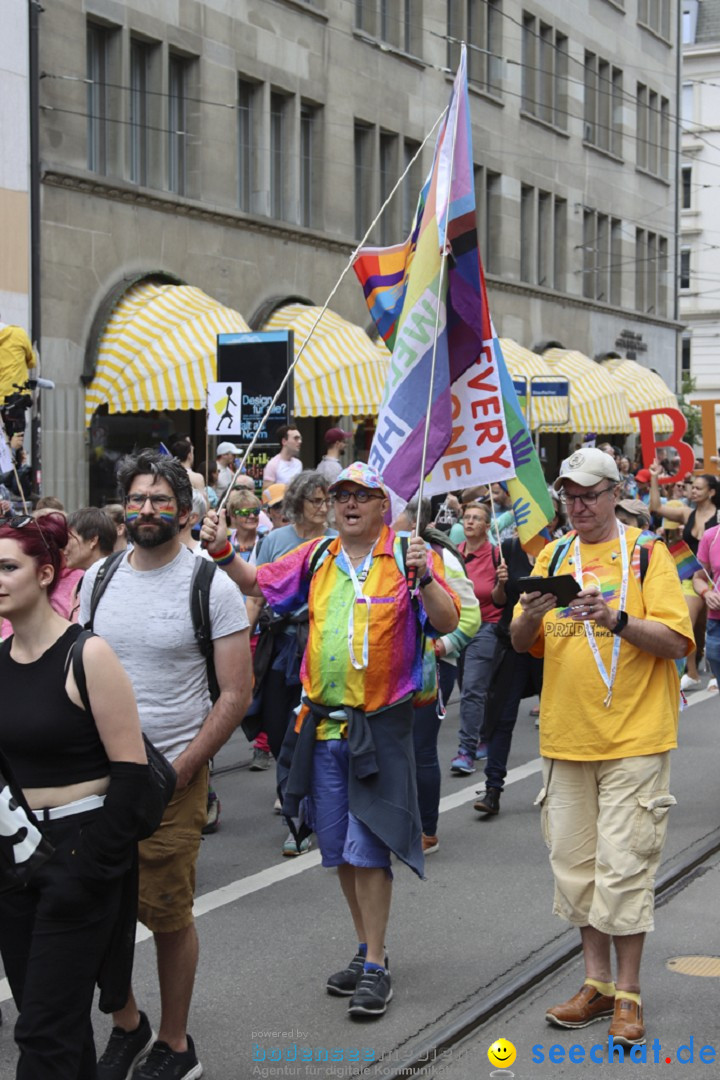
top-left (611, 609), bottom-right (629, 636)
top-left (418, 570), bottom-right (434, 589)
top-left (211, 541), bottom-right (235, 566)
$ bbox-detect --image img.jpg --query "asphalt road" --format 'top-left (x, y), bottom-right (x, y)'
top-left (0, 680), bottom-right (718, 1080)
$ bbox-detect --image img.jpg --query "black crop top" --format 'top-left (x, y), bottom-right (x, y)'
top-left (0, 624), bottom-right (110, 788)
top-left (682, 508), bottom-right (720, 556)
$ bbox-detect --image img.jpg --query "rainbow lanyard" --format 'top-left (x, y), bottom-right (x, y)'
top-left (571, 520), bottom-right (629, 709)
top-left (341, 546), bottom-right (374, 671)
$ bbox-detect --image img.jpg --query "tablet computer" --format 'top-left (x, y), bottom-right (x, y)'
top-left (516, 574), bottom-right (581, 607)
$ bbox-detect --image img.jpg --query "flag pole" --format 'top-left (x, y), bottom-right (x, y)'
top-left (487, 492), bottom-right (507, 566)
top-left (409, 48), bottom-right (465, 565)
top-left (215, 108), bottom-right (448, 514)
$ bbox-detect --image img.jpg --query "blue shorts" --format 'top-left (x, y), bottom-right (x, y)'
top-left (309, 740), bottom-right (391, 870)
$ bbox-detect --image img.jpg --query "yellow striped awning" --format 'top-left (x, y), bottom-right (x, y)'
top-left (597, 357), bottom-right (677, 433)
top-left (262, 303), bottom-right (390, 417)
top-left (542, 349), bottom-right (633, 434)
top-left (499, 339), bottom-right (570, 428)
top-left (85, 282), bottom-right (250, 427)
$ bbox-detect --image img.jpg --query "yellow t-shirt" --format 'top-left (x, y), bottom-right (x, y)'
top-left (514, 529), bottom-right (695, 761)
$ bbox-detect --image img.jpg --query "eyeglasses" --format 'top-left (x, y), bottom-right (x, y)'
top-left (231, 508), bottom-right (261, 518)
top-left (331, 489), bottom-right (384, 503)
top-left (3, 514), bottom-right (51, 555)
top-left (305, 497), bottom-right (329, 508)
top-left (125, 493), bottom-right (177, 512)
top-left (559, 485), bottom-right (616, 508)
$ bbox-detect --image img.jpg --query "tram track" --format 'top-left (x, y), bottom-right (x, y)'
top-left (356, 828), bottom-right (720, 1079)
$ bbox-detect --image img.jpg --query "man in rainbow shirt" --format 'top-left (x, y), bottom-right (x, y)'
top-left (202, 462), bottom-right (459, 1019)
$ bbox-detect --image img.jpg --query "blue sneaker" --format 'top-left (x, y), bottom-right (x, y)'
top-left (475, 742), bottom-right (488, 760)
top-left (450, 753), bottom-right (475, 775)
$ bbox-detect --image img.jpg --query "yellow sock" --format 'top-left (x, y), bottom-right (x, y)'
top-left (585, 978), bottom-right (615, 996)
top-left (615, 990), bottom-right (642, 1005)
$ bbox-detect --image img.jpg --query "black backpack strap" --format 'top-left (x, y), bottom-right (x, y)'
top-left (67, 629), bottom-right (96, 715)
top-left (87, 550), bottom-right (125, 630)
top-left (308, 536), bottom-right (334, 576)
top-left (190, 558), bottom-right (220, 704)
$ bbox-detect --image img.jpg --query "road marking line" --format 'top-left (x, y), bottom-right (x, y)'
top-left (0, 690), bottom-right (712, 1004)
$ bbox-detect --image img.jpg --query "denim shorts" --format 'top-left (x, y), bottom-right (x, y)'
top-left (309, 740), bottom-right (391, 870)
top-left (705, 618), bottom-right (720, 682)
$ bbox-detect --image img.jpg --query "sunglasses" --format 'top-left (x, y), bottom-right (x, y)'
top-left (3, 514), bottom-right (52, 555)
top-left (231, 508), bottom-right (261, 518)
top-left (331, 489), bottom-right (385, 503)
top-left (125, 493), bottom-right (177, 512)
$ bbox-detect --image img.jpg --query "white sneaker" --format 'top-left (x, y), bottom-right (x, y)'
top-left (680, 674), bottom-right (702, 692)
top-left (708, 678), bottom-right (718, 692)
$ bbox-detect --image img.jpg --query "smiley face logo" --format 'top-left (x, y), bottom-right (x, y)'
top-left (488, 1039), bottom-right (517, 1069)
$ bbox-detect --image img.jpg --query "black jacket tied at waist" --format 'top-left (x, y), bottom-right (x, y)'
top-left (281, 696), bottom-right (424, 879)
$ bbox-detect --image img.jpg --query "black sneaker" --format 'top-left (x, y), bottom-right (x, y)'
top-left (132, 1034), bottom-right (202, 1079)
top-left (326, 950), bottom-right (389, 996)
top-left (97, 1011), bottom-right (155, 1080)
top-left (348, 968), bottom-right (393, 1018)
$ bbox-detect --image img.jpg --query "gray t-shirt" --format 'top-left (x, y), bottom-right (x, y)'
top-left (79, 545), bottom-right (248, 762)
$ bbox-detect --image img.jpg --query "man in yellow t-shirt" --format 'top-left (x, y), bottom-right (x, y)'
top-left (511, 447), bottom-right (694, 1050)
top-left (0, 319), bottom-right (35, 407)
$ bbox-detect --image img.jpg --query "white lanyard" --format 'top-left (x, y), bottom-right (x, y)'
top-left (572, 521), bottom-right (629, 709)
top-left (341, 546), bottom-right (374, 670)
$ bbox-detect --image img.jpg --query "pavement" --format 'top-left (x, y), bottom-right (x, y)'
top-left (0, 681), bottom-right (718, 1080)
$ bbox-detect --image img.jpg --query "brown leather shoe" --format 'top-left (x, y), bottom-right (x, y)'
top-left (609, 996), bottom-right (646, 1046)
top-left (545, 984), bottom-right (615, 1029)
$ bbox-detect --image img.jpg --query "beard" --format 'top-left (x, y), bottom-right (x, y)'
top-left (126, 515), bottom-right (180, 549)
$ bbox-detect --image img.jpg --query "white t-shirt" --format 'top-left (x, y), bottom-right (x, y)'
top-left (263, 454), bottom-right (303, 486)
top-left (79, 545), bottom-right (248, 762)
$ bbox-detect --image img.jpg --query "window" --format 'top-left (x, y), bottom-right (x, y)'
top-left (474, 165), bottom-right (501, 273)
top-left (584, 53), bottom-right (622, 156)
top-left (681, 336), bottom-right (691, 376)
top-left (682, 166), bottom-right (692, 210)
top-left (168, 55), bottom-right (191, 195)
top-left (683, 2), bottom-right (699, 45)
top-left (636, 83), bottom-right (670, 180)
top-left (681, 82), bottom-right (694, 125)
top-left (87, 24), bottom-right (113, 174)
top-left (638, 0), bottom-right (671, 39)
top-left (583, 210), bottom-right (622, 303)
top-left (237, 79), bottom-right (259, 213)
top-left (448, 0), bottom-right (502, 95)
top-left (522, 13), bottom-right (567, 129)
top-left (401, 138), bottom-right (421, 236)
top-left (379, 131), bottom-right (399, 244)
top-left (355, 1), bottom-right (417, 52)
top-left (521, 185), bottom-right (566, 289)
top-left (129, 40), bottom-right (153, 186)
top-left (680, 247), bottom-right (691, 290)
top-left (300, 104), bottom-right (319, 229)
top-left (636, 228), bottom-right (669, 313)
top-left (354, 121), bottom-right (374, 239)
top-left (270, 91), bottom-right (290, 220)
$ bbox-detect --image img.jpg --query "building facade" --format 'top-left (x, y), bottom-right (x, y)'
top-left (681, 0), bottom-right (720, 431)
top-left (35, 0), bottom-right (682, 506)
top-left (1, 3), bottom-right (30, 332)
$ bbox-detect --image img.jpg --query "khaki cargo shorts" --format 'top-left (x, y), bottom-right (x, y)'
top-left (536, 753), bottom-right (674, 936)
top-left (138, 764), bottom-right (208, 934)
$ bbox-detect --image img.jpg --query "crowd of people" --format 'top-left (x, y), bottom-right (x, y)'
top-left (0, 425), bottom-right (716, 1077)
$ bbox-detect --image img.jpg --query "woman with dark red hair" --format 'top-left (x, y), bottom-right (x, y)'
top-left (0, 512), bottom-right (147, 1080)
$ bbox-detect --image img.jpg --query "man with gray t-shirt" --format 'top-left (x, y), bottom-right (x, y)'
top-left (81, 451), bottom-right (251, 1080)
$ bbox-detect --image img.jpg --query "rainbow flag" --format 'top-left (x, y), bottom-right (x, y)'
top-left (354, 47), bottom-right (554, 550)
top-left (354, 45), bottom-right (501, 504)
top-left (667, 538), bottom-right (708, 583)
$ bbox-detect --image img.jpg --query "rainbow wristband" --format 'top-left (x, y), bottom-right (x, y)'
top-left (212, 542), bottom-right (235, 566)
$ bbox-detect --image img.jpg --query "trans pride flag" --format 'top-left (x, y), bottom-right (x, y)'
top-left (354, 47), bottom-right (553, 550)
top-left (354, 45), bottom-right (506, 504)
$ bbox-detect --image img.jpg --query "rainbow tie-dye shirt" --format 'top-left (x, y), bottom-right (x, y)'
top-left (256, 526), bottom-right (459, 730)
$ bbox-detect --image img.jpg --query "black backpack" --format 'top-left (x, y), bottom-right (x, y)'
top-left (86, 550), bottom-right (220, 703)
